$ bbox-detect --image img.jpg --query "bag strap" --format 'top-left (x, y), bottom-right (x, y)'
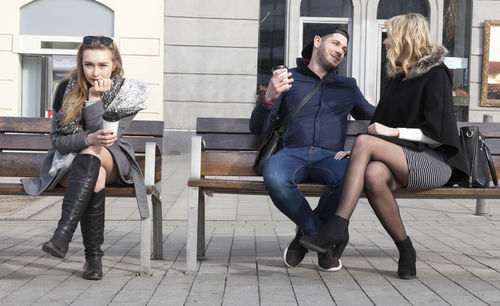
top-left (481, 137), bottom-right (498, 186)
top-left (276, 78), bottom-right (325, 134)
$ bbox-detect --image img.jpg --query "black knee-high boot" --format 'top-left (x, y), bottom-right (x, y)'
top-left (395, 236), bottom-right (416, 279)
top-left (81, 189), bottom-right (105, 280)
top-left (42, 154), bottom-right (101, 258)
top-left (299, 215), bottom-right (349, 253)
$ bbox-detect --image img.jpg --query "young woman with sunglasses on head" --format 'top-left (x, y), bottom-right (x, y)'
top-left (299, 14), bottom-right (467, 279)
top-left (22, 35), bottom-right (148, 280)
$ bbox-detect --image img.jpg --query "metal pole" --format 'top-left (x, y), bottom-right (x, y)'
top-left (475, 114), bottom-right (493, 216)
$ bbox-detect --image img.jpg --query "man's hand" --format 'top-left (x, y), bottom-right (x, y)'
top-left (334, 151), bottom-right (351, 160)
top-left (86, 129), bottom-right (117, 147)
top-left (264, 69), bottom-right (294, 102)
top-left (88, 79), bottom-right (113, 101)
top-left (367, 122), bottom-right (399, 137)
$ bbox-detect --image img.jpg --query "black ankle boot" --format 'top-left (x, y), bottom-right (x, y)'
top-left (395, 236), bottom-right (416, 279)
top-left (42, 154), bottom-right (101, 258)
top-left (299, 215), bottom-right (349, 253)
top-left (81, 190), bottom-right (105, 280)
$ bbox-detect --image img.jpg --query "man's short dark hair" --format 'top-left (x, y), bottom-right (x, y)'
top-left (301, 25), bottom-right (350, 59)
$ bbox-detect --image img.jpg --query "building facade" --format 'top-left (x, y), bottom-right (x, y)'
top-left (0, 0), bottom-right (499, 154)
top-left (0, 0), bottom-right (163, 120)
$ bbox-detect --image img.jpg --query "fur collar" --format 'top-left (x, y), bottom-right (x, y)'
top-left (387, 45), bottom-right (448, 80)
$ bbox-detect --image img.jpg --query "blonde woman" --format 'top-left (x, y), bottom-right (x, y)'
top-left (22, 36), bottom-right (147, 280)
top-left (300, 13), bottom-right (467, 279)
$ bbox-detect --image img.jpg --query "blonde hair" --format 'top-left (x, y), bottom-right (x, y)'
top-left (61, 36), bottom-right (123, 126)
top-left (384, 13), bottom-right (432, 77)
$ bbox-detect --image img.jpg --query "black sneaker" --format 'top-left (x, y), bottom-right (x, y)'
top-left (317, 248), bottom-right (342, 272)
top-left (284, 229), bottom-right (308, 268)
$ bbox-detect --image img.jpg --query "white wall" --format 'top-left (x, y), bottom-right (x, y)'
top-left (469, 0), bottom-right (500, 121)
top-left (163, 0), bottom-right (259, 131)
top-left (0, 0), bottom-right (164, 120)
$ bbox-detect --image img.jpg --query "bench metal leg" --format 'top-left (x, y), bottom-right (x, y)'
top-left (152, 191), bottom-right (163, 259)
top-left (139, 194), bottom-right (153, 276)
top-left (476, 199), bottom-right (490, 216)
top-left (187, 186), bottom-right (199, 272)
top-left (197, 190), bottom-right (206, 259)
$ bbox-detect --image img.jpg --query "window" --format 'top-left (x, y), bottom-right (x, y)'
top-left (20, 0), bottom-right (114, 36)
top-left (442, 0), bottom-right (472, 121)
top-left (19, 0), bottom-right (114, 117)
top-left (301, 0), bottom-right (351, 17)
top-left (376, 0), bottom-right (429, 101)
top-left (377, 0), bottom-right (428, 20)
top-left (257, 0), bottom-right (287, 97)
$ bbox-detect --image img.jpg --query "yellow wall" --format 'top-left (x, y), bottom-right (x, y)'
top-left (0, 0), bottom-right (163, 120)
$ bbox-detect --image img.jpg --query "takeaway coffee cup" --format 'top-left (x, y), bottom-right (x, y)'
top-left (272, 64), bottom-right (288, 81)
top-left (102, 111), bottom-right (120, 135)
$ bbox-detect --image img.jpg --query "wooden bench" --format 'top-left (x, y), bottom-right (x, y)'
top-left (0, 116), bottom-right (164, 275)
top-left (186, 117), bottom-right (500, 272)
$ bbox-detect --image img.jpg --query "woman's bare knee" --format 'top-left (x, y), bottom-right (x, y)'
top-left (80, 146), bottom-right (103, 156)
top-left (94, 167), bottom-right (107, 192)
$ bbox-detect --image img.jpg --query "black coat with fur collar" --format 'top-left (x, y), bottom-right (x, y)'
top-left (371, 45), bottom-right (467, 177)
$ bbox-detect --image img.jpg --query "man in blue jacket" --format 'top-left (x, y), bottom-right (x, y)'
top-left (250, 25), bottom-right (375, 271)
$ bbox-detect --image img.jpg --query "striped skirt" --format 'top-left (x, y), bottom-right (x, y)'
top-left (402, 147), bottom-right (452, 191)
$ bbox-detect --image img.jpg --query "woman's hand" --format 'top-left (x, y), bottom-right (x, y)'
top-left (334, 151), bottom-right (351, 160)
top-left (86, 129), bottom-right (117, 147)
top-left (367, 122), bottom-right (399, 137)
top-left (88, 79), bottom-right (113, 101)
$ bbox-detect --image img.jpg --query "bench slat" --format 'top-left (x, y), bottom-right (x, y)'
top-left (0, 183), bottom-right (153, 196)
top-left (0, 152), bottom-right (161, 181)
top-left (0, 117), bottom-right (164, 136)
top-left (201, 151), bottom-right (257, 176)
top-left (0, 134), bottom-right (162, 153)
top-left (196, 117), bottom-right (372, 135)
top-left (200, 151), bottom-right (500, 179)
top-left (188, 178), bottom-right (500, 199)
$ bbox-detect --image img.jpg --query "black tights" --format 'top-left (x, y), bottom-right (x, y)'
top-left (336, 134), bottom-right (410, 241)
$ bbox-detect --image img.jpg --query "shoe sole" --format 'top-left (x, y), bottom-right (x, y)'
top-left (319, 259), bottom-right (343, 272)
top-left (42, 243), bottom-right (65, 259)
top-left (283, 246), bottom-right (297, 268)
top-left (299, 239), bottom-right (329, 253)
top-left (82, 273), bottom-right (103, 280)
top-left (398, 273), bottom-right (416, 280)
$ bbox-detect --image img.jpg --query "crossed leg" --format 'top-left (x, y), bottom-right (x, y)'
top-left (334, 134), bottom-right (410, 239)
top-left (60, 146), bottom-right (118, 192)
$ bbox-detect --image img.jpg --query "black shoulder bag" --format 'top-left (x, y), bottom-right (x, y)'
top-left (253, 79), bottom-right (325, 175)
top-left (459, 126), bottom-right (498, 187)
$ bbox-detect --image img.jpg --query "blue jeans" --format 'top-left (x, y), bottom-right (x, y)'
top-left (263, 146), bottom-right (348, 236)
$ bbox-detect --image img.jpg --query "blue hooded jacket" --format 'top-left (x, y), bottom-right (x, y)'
top-left (250, 58), bottom-right (375, 152)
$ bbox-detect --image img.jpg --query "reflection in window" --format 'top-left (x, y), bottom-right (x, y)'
top-left (377, 0), bottom-right (428, 19)
top-left (442, 0), bottom-right (471, 121)
top-left (301, 0), bottom-right (351, 18)
top-left (20, 0), bottom-right (114, 36)
top-left (257, 0), bottom-right (286, 98)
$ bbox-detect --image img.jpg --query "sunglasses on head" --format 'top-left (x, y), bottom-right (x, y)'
top-left (83, 36), bottom-right (113, 46)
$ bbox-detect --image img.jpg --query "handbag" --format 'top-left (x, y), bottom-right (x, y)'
top-left (459, 126), bottom-right (498, 187)
top-left (253, 79), bottom-right (325, 175)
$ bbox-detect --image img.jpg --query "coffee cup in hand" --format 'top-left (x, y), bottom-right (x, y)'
top-left (272, 64), bottom-right (288, 81)
top-left (102, 111), bottom-right (120, 135)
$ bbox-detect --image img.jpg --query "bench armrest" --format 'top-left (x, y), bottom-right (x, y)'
top-left (191, 136), bottom-right (202, 179)
top-left (145, 141), bottom-right (161, 188)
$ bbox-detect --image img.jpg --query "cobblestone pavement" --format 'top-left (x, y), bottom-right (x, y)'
top-left (1, 155), bottom-right (500, 305)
